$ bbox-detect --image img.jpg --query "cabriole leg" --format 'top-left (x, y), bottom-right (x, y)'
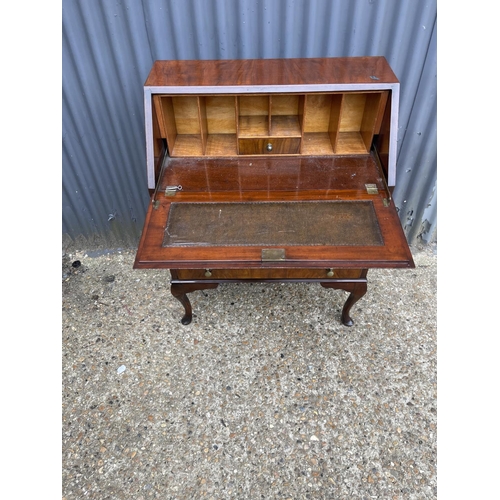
top-left (339, 282), bottom-right (368, 326)
top-left (320, 279), bottom-right (368, 327)
top-left (170, 282), bottom-right (218, 325)
top-left (170, 284), bottom-right (193, 325)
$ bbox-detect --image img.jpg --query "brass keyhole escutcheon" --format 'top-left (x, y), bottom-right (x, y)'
top-left (204, 269), bottom-right (212, 277)
top-left (266, 143), bottom-right (273, 152)
top-left (326, 269), bottom-right (334, 277)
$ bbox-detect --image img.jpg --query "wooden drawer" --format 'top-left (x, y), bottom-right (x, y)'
top-left (174, 268), bottom-right (365, 280)
top-left (238, 138), bottom-right (301, 155)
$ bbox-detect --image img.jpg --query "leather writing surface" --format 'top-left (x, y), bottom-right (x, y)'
top-left (163, 200), bottom-right (383, 248)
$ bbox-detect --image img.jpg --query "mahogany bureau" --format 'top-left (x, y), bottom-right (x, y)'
top-left (134, 57), bottom-right (415, 326)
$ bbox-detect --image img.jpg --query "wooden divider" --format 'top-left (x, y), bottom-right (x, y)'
top-left (153, 91), bottom-right (388, 157)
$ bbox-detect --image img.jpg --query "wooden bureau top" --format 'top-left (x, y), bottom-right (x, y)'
top-left (144, 57), bottom-right (399, 89)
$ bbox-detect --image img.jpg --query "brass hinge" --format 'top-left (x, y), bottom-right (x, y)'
top-left (152, 185), bottom-right (183, 209)
top-left (365, 183), bottom-right (379, 195)
top-left (165, 185), bottom-right (182, 196)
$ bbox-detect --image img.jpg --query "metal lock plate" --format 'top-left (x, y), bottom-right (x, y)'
top-left (261, 249), bottom-right (286, 261)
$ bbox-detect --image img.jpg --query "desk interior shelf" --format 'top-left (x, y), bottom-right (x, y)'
top-left (153, 90), bottom-right (388, 158)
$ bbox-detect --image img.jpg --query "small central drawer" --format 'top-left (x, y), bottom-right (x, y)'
top-left (174, 268), bottom-right (364, 280)
top-left (238, 138), bottom-right (301, 155)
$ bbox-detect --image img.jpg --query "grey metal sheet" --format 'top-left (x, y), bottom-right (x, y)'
top-left (62, 0), bottom-right (437, 249)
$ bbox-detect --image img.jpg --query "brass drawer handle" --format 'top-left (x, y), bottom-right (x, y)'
top-left (326, 269), bottom-right (334, 277)
top-left (266, 143), bottom-right (273, 152)
top-left (204, 269), bottom-right (212, 277)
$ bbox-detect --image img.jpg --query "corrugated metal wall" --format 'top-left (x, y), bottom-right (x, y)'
top-left (62, 0), bottom-right (437, 250)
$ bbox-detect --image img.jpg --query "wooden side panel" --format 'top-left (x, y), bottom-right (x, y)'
top-left (375, 93), bottom-right (392, 182)
top-left (298, 95), bottom-right (305, 132)
top-left (150, 97), bottom-right (166, 185)
top-left (172, 96), bottom-right (200, 134)
top-left (270, 94), bottom-right (300, 116)
top-left (153, 96), bottom-right (174, 139)
top-left (154, 96), bottom-right (178, 155)
top-left (166, 96), bottom-right (202, 156)
top-left (238, 95), bottom-right (269, 116)
top-left (206, 96), bottom-right (237, 134)
top-left (329, 94), bottom-right (343, 153)
top-left (339, 93), bottom-right (366, 132)
top-left (360, 93), bottom-right (382, 150)
top-left (373, 91), bottom-right (389, 135)
top-left (198, 96), bottom-right (208, 155)
top-left (303, 94), bottom-right (333, 133)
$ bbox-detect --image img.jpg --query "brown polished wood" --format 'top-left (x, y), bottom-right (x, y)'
top-left (144, 57), bottom-right (399, 88)
top-left (175, 268), bottom-right (364, 280)
top-left (135, 193), bottom-right (412, 269)
top-left (135, 57), bottom-right (414, 326)
top-left (238, 138), bottom-right (301, 155)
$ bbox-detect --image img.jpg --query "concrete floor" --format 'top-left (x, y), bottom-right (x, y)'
top-left (62, 244), bottom-right (436, 499)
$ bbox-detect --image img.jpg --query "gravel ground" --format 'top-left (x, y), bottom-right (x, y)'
top-left (62, 244), bottom-right (436, 499)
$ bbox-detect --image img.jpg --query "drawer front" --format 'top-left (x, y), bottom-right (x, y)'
top-left (174, 268), bottom-right (364, 280)
top-left (238, 138), bottom-right (301, 155)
